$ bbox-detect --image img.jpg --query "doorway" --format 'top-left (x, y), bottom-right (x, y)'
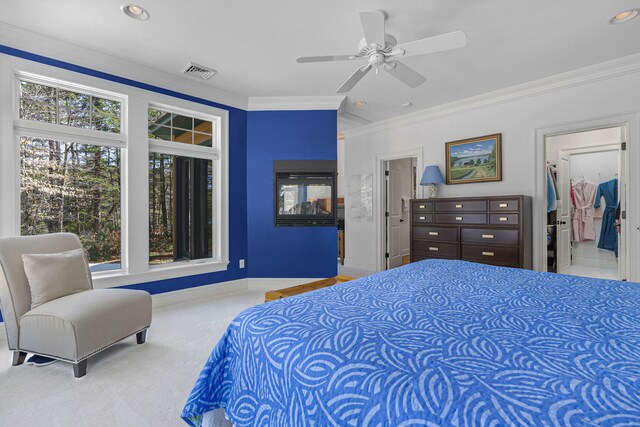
top-left (384, 157), bottom-right (417, 269)
top-left (545, 126), bottom-right (627, 280)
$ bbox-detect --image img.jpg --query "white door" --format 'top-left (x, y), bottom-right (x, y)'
top-left (387, 164), bottom-right (403, 269)
top-left (557, 154), bottom-right (572, 274)
top-left (618, 145), bottom-right (627, 280)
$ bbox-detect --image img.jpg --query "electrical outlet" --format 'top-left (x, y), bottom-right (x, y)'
top-left (239, 259), bottom-right (245, 269)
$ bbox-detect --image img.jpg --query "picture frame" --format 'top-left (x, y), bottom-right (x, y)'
top-left (445, 133), bottom-right (502, 184)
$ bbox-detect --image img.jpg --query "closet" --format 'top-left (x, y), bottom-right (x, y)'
top-left (545, 126), bottom-right (626, 280)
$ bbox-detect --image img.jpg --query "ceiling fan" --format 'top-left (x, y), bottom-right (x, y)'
top-left (296, 10), bottom-right (467, 93)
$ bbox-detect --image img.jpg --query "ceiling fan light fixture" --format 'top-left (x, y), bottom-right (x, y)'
top-left (122, 4), bottom-right (150, 21)
top-left (610, 9), bottom-right (639, 24)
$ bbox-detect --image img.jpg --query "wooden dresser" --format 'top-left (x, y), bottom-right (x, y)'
top-left (410, 195), bottom-right (532, 269)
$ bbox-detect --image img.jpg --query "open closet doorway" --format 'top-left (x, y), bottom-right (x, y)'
top-left (545, 126), bottom-right (627, 280)
top-left (384, 157), bottom-right (417, 269)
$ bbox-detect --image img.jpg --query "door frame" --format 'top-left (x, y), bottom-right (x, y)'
top-left (535, 113), bottom-right (639, 281)
top-left (555, 144), bottom-right (623, 277)
top-left (376, 149), bottom-right (423, 272)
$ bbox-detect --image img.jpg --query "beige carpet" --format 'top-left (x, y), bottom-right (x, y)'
top-left (0, 287), bottom-right (267, 427)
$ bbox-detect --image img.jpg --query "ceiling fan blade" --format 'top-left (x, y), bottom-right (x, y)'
top-left (395, 30), bottom-right (467, 57)
top-left (296, 55), bottom-right (358, 63)
top-left (337, 64), bottom-right (372, 93)
top-left (359, 10), bottom-right (386, 47)
top-left (385, 61), bottom-right (427, 88)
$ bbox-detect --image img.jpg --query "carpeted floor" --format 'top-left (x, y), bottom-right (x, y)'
top-left (0, 287), bottom-right (267, 427)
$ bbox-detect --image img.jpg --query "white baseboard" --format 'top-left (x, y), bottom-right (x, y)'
top-left (152, 278), bottom-right (248, 309)
top-left (248, 278), bottom-right (324, 292)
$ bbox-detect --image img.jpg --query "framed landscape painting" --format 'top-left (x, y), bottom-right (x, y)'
top-left (445, 133), bottom-right (502, 184)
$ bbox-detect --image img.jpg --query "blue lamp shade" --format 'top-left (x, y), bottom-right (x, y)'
top-left (420, 165), bottom-right (445, 185)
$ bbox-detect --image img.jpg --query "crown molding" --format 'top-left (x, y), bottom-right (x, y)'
top-left (0, 22), bottom-right (248, 110)
top-left (248, 95), bottom-right (346, 111)
top-left (343, 52), bottom-right (640, 139)
top-left (339, 111), bottom-right (373, 128)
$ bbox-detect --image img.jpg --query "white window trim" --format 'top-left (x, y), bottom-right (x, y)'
top-left (147, 102), bottom-right (222, 268)
top-left (0, 55), bottom-right (229, 288)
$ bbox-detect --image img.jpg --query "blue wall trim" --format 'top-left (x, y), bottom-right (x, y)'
top-left (247, 110), bottom-right (338, 278)
top-left (0, 45), bottom-right (248, 320)
top-left (0, 45), bottom-right (241, 113)
top-left (0, 45), bottom-right (337, 324)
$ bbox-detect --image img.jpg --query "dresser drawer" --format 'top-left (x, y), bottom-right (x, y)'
top-left (413, 213), bottom-right (433, 224)
top-left (461, 244), bottom-right (519, 264)
top-left (435, 213), bottom-right (487, 225)
top-left (435, 200), bottom-right (487, 212)
top-left (489, 213), bottom-right (519, 226)
top-left (413, 226), bottom-right (458, 242)
top-left (413, 241), bottom-right (458, 258)
top-left (489, 199), bottom-right (520, 212)
top-left (461, 228), bottom-right (519, 245)
top-left (412, 201), bottom-right (433, 212)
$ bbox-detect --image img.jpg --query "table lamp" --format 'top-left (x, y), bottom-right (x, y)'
top-left (420, 165), bottom-right (445, 198)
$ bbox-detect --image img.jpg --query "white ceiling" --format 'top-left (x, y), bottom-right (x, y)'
top-left (2, 0), bottom-right (640, 128)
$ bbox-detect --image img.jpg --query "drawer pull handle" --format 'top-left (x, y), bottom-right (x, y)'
top-left (499, 203), bottom-right (508, 208)
top-left (428, 231), bottom-right (439, 236)
top-left (499, 217), bottom-right (508, 221)
top-left (455, 204), bottom-right (463, 208)
top-left (419, 216), bottom-right (426, 220)
top-left (429, 247), bottom-right (439, 251)
top-left (482, 234), bottom-right (495, 239)
top-left (482, 251), bottom-right (495, 257)
top-left (419, 205), bottom-right (425, 209)
top-left (455, 217), bottom-right (463, 221)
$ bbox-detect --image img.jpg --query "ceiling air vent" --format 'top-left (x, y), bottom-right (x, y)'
top-left (183, 62), bottom-right (217, 80)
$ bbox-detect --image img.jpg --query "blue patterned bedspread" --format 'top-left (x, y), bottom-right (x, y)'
top-left (182, 260), bottom-right (640, 426)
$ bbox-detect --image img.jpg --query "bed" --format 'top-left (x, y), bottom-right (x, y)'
top-left (182, 259), bottom-right (640, 426)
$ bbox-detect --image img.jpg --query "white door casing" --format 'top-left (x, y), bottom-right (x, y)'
top-left (557, 154), bottom-right (572, 274)
top-left (387, 164), bottom-right (403, 269)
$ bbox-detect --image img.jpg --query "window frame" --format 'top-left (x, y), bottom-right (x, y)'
top-left (14, 72), bottom-right (128, 275)
top-left (147, 102), bottom-right (221, 269)
top-left (1, 58), bottom-right (229, 289)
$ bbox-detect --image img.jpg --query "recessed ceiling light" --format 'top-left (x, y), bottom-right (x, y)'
top-left (354, 101), bottom-right (367, 108)
top-left (610, 9), bottom-right (639, 24)
top-left (121, 4), bottom-right (150, 21)
top-left (402, 102), bottom-right (413, 108)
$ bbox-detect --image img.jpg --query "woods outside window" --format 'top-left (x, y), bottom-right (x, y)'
top-left (18, 78), bottom-right (124, 273)
top-left (10, 69), bottom-right (228, 284)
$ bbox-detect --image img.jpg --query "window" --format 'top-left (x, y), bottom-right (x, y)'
top-left (7, 67), bottom-right (228, 286)
top-left (17, 77), bottom-right (124, 272)
top-left (148, 106), bottom-right (216, 266)
top-left (20, 80), bottom-right (121, 133)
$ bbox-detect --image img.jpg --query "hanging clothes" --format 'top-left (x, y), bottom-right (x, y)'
top-left (595, 178), bottom-right (618, 257)
top-left (569, 179), bottom-right (577, 208)
top-left (546, 166), bottom-right (557, 212)
top-left (572, 179), bottom-right (597, 242)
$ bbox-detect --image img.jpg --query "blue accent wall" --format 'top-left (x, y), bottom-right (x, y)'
top-left (0, 46), bottom-right (337, 323)
top-left (247, 110), bottom-right (338, 278)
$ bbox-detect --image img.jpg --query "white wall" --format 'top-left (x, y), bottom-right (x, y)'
top-left (337, 138), bottom-right (346, 198)
top-left (546, 127), bottom-right (622, 163)
top-left (344, 68), bottom-right (640, 280)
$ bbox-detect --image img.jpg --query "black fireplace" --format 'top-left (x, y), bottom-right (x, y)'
top-left (274, 160), bottom-right (337, 226)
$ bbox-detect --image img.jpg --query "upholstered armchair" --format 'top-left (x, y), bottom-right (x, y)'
top-left (0, 233), bottom-right (152, 378)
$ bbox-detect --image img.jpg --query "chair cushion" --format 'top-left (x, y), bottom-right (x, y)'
top-left (19, 289), bottom-right (152, 362)
top-left (22, 248), bottom-right (92, 309)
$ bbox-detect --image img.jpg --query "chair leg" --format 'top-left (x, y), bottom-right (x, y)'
top-left (12, 351), bottom-right (27, 366)
top-left (73, 360), bottom-right (87, 378)
top-left (136, 329), bottom-right (147, 344)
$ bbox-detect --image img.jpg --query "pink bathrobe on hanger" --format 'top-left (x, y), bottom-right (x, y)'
top-left (572, 180), bottom-right (597, 242)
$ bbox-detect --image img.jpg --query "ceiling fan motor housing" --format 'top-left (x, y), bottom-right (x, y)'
top-left (357, 34), bottom-right (398, 57)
